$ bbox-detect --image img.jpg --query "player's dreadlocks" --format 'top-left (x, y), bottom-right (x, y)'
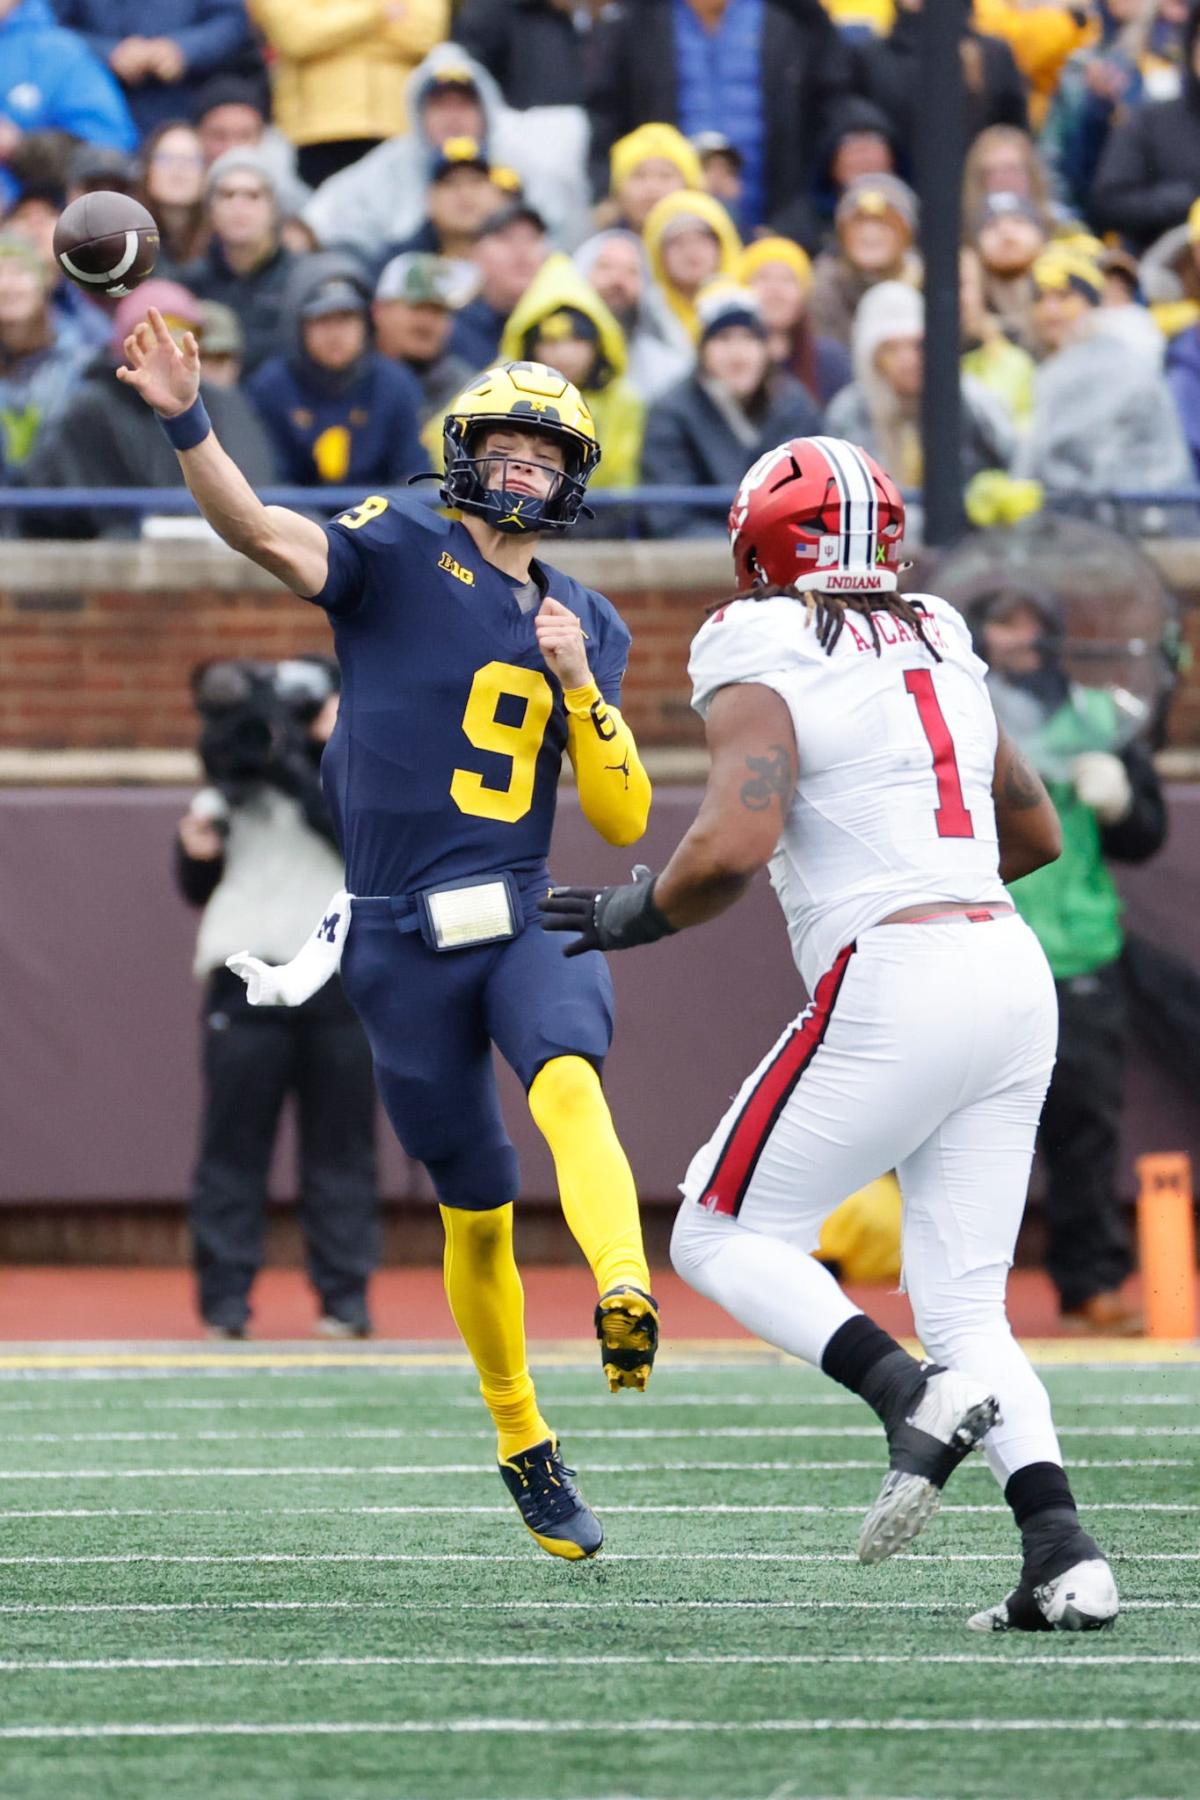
top-left (708, 583), bottom-right (942, 662)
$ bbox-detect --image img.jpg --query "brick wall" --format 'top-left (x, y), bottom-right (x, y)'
top-left (2, 539), bottom-right (1199, 750)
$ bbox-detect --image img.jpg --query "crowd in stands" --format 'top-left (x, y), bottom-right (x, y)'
top-left (5, 0), bottom-right (1200, 537)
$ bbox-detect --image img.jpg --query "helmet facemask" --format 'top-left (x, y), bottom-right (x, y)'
top-left (442, 416), bottom-right (597, 533)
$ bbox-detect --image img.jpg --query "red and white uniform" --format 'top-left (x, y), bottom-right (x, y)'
top-left (673, 589), bottom-right (1062, 1480)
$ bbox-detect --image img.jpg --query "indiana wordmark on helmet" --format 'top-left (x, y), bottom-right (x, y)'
top-left (439, 360), bottom-right (601, 534)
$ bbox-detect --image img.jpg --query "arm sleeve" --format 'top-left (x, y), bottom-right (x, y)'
top-left (167, 0), bottom-right (256, 74)
top-left (563, 679), bottom-right (652, 848)
top-left (1100, 741), bottom-right (1168, 864)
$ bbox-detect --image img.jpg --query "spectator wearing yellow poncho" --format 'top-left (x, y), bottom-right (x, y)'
top-left (604, 122), bottom-right (705, 234)
top-left (641, 189), bottom-right (743, 345)
top-left (497, 253), bottom-right (645, 490)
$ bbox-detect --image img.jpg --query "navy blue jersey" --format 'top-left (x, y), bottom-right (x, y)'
top-left (308, 492), bottom-right (633, 898)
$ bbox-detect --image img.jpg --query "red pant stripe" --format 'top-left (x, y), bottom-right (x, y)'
top-left (700, 942), bottom-right (856, 1219)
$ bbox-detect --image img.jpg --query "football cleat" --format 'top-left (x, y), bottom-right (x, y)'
top-left (968, 1555), bottom-right (1118, 1634)
top-left (595, 1284), bottom-right (660, 1392)
top-left (858, 1369), bottom-right (1000, 1565)
top-left (498, 1437), bottom-right (603, 1561)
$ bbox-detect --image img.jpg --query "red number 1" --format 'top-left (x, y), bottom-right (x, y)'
top-left (903, 668), bottom-right (975, 839)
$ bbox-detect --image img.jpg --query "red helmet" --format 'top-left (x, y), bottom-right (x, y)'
top-left (728, 435), bottom-right (906, 595)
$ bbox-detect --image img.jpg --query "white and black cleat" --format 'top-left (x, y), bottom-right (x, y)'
top-left (858, 1369), bottom-right (1000, 1566)
top-left (968, 1556), bottom-right (1119, 1634)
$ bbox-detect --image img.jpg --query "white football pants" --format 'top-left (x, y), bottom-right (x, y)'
top-left (671, 914), bottom-right (1064, 1483)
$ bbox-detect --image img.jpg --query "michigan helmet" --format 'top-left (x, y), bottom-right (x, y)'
top-left (441, 360), bottom-right (601, 534)
top-left (729, 435), bottom-right (906, 594)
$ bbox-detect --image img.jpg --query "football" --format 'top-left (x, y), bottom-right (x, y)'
top-left (52, 190), bottom-right (160, 299)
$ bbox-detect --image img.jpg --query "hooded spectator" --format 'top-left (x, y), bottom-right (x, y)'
top-left (21, 278), bottom-right (276, 536)
top-left (380, 136), bottom-right (507, 268)
top-left (373, 251), bottom-right (474, 422)
top-left (451, 0), bottom-right (591, 107)
top-left (0, 233), bottom-right (91, 470)
top-left (573, 228), bottom-right (694, 402)
top-left (138, 120), bottom-right (210, 268)
top-left (449, 200), bottom-right (549, 368)
top-left (303, 44), bottom-right (591, 258)
top-left (824, 279), bottom-right (1014, 493)
top-left (960, 243), bottom-right (1036, 426)
top-left (808, 173), bottom-right (921, 346)
top-left (247, 254), bottom-right (425, 487)
top-left (248, 0), bottom-right (449, 188)
top-left (52, 0), bottom-right (259, 137)
top-left (604, 123), bottom-right (704, 233)
top-left (1015, 249), bottom-right (1192, 493)
top-left (738, 235), bottom-right (851, 408)
top-left (962, 123), bottom-right (1058, 236)
top-left (1090, 0), bottom-right (1200, 251)
top-left (179, 147), bottom-right (298, 375)
top-left (1040, 0), bottom-right (1182, 214)
top-left (808, 95), bottom-right (902, 244)
top-left (639, 282), bottom-right (822, 538)
top-left (972, 188), bottom-right (1049, 354)
top-left (0, 0), bottom-right (136, 208)
top-left (499, 253), bottom-right (644, 488)
top-left (641, 189), bottom-right (742, 344)
top-left (855, 0), bottom-right (1029, 161)
top-left (586, 0), bottom-right (852, 236)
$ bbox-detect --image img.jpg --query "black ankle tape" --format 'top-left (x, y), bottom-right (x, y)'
top-left (821, 1316), bottom-right (927, 1427)
top-left (1005, 1462), bottom-right (1078, 1530)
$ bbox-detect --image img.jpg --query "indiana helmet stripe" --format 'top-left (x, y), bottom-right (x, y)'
top-left (812, 436), bottom-right (876, 572)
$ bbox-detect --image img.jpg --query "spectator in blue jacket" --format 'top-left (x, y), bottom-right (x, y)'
top-left (50, 0), bottom-right (259, 138)
top-left (247, 254), bottom-right (426, 488)
top-left (0, 0), bottom-right (135, 208)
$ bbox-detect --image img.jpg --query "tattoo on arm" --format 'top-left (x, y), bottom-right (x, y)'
top-left (739, 745), bottom-right (793, 812)
top-left (1002, 745), bottom-right (1045, 811)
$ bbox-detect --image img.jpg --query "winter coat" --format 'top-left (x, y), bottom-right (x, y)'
top-left (303, 43), bottom-right (592, 254)
top-left (854, 7), bottom-right (1028, 159)
top-left (452, 0), bottom-right (589, 107)
top-left (641, 190), bottom-right (744, 344)
top-left (823, 374), bottom-right (1011, 488)
top-left (0, 333), bottom-right (92, 470)
top-left (20, 357), bottom-right (277, 538)
top-left (585, 0), bottom-right (852, 236)
top-left (52, 0), bottom-right (258, 135)
top-left (499, 253), bottom-right (644, 488)
top-left (246, 252), bottom-right (426, 487)
top-left (1013, 315), bottom-right (1193, 494)
top-left (573, 230), bottom-right (694, 404)
top-left (1165, 323), bottom-right (1200, 477)
top-left (178, 240), bottom-right (298, 378)
top-left (807, 250), bottom-right (922, 348)
top-left (1089, 0), bottom-right (1200, 251)
top-left (249, 0), bottom-right (449, 148)
top-left (0, 0), bottom-right (135, 208)
top-left (639, 367), bottom-right (821, 538)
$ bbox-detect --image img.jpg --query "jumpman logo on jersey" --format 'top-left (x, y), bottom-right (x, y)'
top-left (317, 912), bottom-right (341, 943)
top-left (605, 753), bottom-right (631, 790)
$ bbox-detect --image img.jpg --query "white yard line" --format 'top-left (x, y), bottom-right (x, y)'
top-left (7, 1423), bottom-right (1199, 1444)
top-left (0, 1598), bottom-right (1188, 1615)
top-left (6, 1499), bottom-right (1196, 1520)
top-left (0, 1718), bottom-right (1196, 1741)
top-left (3, 1652), bottom-right (1199, 1673)
top-left (0, 1457), bottom-right (1187, 1480)
top-left (0, 1550), bottom-right (1193, 1567)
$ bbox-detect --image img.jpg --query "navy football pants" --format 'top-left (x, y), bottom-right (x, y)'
top-left (340, 901), bottom-right (614, 1211)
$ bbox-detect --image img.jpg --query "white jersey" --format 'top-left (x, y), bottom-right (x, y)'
top-left (688, 591), bottom-right (1008, 991)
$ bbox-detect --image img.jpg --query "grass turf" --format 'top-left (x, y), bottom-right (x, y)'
top-left (0, 1351), bottom-right (1197, 1800)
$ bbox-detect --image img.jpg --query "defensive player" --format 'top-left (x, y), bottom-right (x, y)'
top-left (118, 309), bottom-right (659, 1560)
top-left (545, 436), bottom-right (1119, 1630)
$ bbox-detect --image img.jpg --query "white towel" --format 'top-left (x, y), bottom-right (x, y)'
top-left (226, 890), bottom-right (352, 1007)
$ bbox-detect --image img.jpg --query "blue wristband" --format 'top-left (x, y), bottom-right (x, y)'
top-left (157, 395), bottom-right (212, 452)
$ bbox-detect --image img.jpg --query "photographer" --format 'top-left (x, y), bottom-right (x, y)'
top-left (970, 590), bottom-right (1167, 1336)
top-left (176, 655), bottom-right (379, 1339)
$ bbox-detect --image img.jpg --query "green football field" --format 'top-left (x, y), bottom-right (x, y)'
top-left (0, 1343), bottom-right (1197, 1800)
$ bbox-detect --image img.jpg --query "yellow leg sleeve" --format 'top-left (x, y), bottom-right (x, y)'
top-left (527, 1055), bottom-right (650, 1296)
top-left (440, 1203), bottom-right (551, 1461)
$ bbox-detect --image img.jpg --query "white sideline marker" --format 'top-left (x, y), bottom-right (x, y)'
top-left (5, 1652), bottom-right (1200, 1673)
top-left (0, 1718), bottom-right (1198, 1741)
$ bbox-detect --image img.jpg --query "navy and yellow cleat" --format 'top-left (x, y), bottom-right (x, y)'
top-left (595, 1284), bottom-right (660, 1392)
top-left (498, 1437), bottom-right (604, 1560)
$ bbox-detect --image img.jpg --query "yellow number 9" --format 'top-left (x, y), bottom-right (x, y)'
top-left (451, 662), bottom-right (554, 824)
top-left (335, 495), bottom-right (389, 530)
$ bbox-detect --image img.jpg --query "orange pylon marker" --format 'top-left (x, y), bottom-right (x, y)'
top-left (1135, 1153), bottom-right (1198, 1340)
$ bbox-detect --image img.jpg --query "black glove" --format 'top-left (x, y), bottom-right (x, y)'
top-left (540, 865), bottom-right (677, 956)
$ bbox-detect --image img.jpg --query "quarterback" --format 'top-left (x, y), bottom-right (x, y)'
top-left (119, 309), bottom-right (658, 1561)
top-left (545, 436), bottom-right (1118, 1631)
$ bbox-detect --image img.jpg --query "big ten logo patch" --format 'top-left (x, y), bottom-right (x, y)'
top-left (438, 550), bottom-right (476, 585)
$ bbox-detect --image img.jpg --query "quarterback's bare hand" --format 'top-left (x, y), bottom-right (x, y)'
top-left (115, 305), bottom-right (200, 417)
top-left (540, 866), bottom-right (676, 955)
top-left (536, 595), bottom-right (590, 690)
